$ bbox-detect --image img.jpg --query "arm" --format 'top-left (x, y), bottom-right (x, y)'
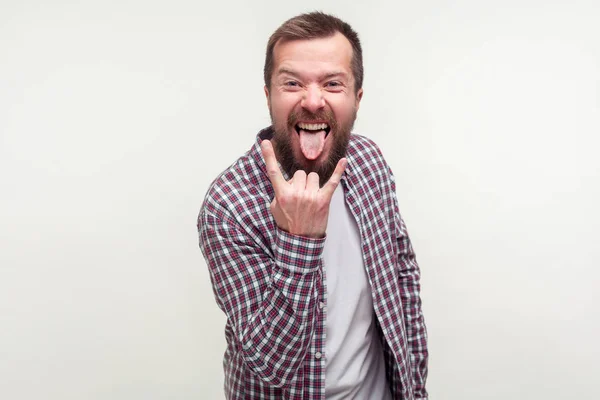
top-left (199, 205), bottom-right (323, 387)
top-left (198, 140), bottom-right (346, 388)
top-left (391, 178), bottom-right (429, 398)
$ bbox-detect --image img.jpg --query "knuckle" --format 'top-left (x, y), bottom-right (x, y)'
top-left (281, 192), bottom-right (298, 204)
top-left (301, 192), bottom-right (313, 202)
top-left (278, 196), bottom-right (289, 206)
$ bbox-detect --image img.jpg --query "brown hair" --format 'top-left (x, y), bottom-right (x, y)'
top-left (263, 12), bottom-right (364, 94)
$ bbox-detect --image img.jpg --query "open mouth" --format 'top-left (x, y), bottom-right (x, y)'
top-left (294, 122), bottom-right (331, 160)
top-left (294, 122), bottom-right (331, 138)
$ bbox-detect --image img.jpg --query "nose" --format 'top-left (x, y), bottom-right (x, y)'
top-left (301, 85), bottom-right (325, 113)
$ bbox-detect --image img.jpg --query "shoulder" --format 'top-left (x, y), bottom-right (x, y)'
top-left (201, 151), bottom-right (269, 220)
top-left (346, 133), bottom-right (394, 181)
top-left (199, 138), bottom-right (272, 230)
top-left (348, 133), bottom-right (383, 155)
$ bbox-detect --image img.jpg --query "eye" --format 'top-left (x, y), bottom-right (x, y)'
top-left (284, 80), bottom-right (300, 87)
top-left (326, 81), bottom-right (343, 90)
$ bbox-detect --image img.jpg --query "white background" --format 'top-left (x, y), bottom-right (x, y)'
top-left (1, 0), bottom-right (599, 399)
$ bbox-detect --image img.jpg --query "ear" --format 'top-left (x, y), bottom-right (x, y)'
top-left (355, 88), bottom-right (363, 111)
top-left (264, 85), bottom-right (270, 107)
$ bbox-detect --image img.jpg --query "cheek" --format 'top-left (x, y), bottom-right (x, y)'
top-left (271, 93), bottom-right (299, 114)
top-left (330, 107), bottom-right (352, 126)
top-left (327, 97), bottom-right (356, 119)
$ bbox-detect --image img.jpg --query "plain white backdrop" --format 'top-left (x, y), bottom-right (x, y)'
top-left (1, 0), bottom-right (599, 399)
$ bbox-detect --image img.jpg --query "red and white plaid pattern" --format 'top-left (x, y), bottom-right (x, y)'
top-left (198, 127), bottom-right (428, 399)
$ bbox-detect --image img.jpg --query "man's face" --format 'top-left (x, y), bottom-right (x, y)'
top-left (265, 32), bottom-right (363, 185)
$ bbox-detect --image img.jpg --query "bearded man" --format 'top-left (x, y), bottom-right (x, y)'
top-left (198, 11), bottom-right (428, 400)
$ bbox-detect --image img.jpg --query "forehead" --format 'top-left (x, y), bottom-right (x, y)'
top-left (273, 32), bottom-right (353, 75)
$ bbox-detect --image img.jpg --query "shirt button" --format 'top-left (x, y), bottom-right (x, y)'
top-left (319, 302), bottom-right (325, 309)
top-left (315, 352), bottom-right (322, 359)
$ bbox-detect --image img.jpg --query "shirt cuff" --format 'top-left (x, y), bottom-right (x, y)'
top-left (273, 228), bottom-right (326, 274)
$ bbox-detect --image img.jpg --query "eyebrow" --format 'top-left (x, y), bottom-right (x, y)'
top-left (276, 68), bottom-right (299, 77)
top-left (276, 68), bottom-right (349, 81)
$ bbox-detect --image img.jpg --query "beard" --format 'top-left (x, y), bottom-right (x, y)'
top-left (270, 107), bottom-right (357, 187)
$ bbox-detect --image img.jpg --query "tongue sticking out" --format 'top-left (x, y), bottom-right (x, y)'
top-left (299, 129), bottom-right (326, 160)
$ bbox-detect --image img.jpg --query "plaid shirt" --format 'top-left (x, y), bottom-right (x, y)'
top-left (198, 127), bottom-right (428, 399)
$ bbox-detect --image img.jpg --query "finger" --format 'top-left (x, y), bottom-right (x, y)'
top-left (306, 172), bottom-right (320, 192)
top-left (320, 158), bottom-right (347, 199)
top-left (261, 140), bottom-right (286, 194)
top-left (292, 170), bottom-right (307, 191)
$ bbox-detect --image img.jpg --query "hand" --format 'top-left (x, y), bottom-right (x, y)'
top-left (261, 139), bottom-right (347, 239)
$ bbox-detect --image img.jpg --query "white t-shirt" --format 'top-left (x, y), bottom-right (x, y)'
top-left (322, 184), bottom-right (392, 400)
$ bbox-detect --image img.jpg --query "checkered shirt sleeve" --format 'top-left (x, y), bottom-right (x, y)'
top-left (199, 180), bottom-right (324, 389)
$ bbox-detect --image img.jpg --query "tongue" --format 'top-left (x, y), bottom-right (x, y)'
top-left (299, 129), bottom-right (326, 160)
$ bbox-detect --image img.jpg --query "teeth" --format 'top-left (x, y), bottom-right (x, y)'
top-left (298, 122), bottom-right (328, 131)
